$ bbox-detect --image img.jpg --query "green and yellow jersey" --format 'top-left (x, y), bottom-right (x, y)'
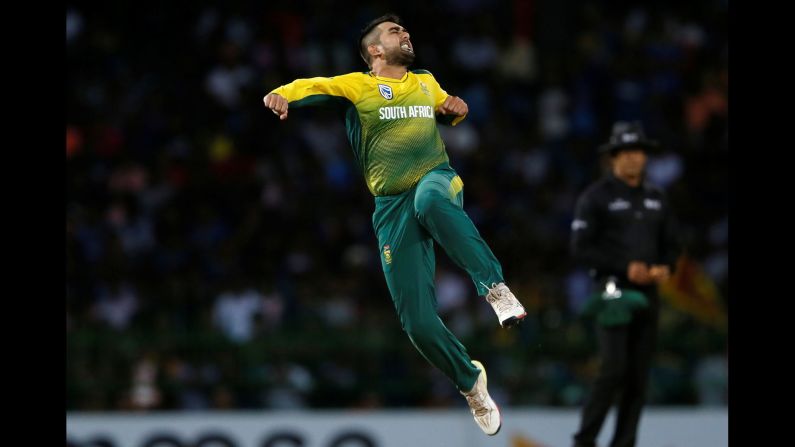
top-left (269, 70), bottom-right (466, 196)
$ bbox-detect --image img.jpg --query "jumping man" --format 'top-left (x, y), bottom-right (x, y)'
top-left (263, 14), bottom-right (526, 435)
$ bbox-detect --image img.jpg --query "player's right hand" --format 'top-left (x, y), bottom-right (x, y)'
top-left (263, 93), bottom-right (289, 120)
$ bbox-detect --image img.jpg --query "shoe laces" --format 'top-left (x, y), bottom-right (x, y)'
top-left (465, 389), bottom-right (490, 417)
top-left (486, 283), bottom-right (516, 313)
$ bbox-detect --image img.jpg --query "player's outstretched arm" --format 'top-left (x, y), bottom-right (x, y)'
top-left (263, 93), bottom-right (289, 120)
top-left (264, 74), bottom-right (361, 121)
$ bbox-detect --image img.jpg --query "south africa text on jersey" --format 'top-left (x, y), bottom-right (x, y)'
top-left (378, 105), bottom-right (435, 120)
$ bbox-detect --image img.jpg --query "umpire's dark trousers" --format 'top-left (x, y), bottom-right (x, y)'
top-left (573, 289), bottom-right (659, 447)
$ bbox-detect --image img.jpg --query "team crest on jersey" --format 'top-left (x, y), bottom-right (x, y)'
top-left (383, 244), bottom-right (393, 264)
top-left (378, 84), bottom-right (394, 100)
top-left (419, 81), bottom-right (430, 96)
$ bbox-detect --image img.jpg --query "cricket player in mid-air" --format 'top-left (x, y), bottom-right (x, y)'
top-left (263, 14), bottom-right (526, 435)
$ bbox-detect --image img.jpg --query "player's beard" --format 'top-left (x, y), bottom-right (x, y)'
top-left (384, 45), bottom-right (415, 67)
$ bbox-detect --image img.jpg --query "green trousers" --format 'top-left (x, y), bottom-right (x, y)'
top-left (372, 164), bottom-right (505, 392)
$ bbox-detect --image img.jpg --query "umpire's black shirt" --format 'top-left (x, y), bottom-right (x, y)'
top-left (570, 173), bottom-right (680, 291)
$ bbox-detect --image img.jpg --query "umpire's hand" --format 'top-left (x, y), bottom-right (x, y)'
top-left (263, 93), bottom-right (289, 120)
top-left (627, 261), bottom-right (653, 285)
top-left (649, 265), bottom-right (671, 283)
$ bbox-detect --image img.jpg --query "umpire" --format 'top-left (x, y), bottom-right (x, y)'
top-left (570, 122), bottom-right (681, 447)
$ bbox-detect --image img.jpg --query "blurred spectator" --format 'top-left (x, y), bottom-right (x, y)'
top-left (265, 362), bottom-right (315, 409)
top-left (435, 268), bottom-right (469, 315)
top-left (497, 37), bottom-right (539, 82)
top-left (206, 42), bottom-right (255, 109)
top-left (645, 151), bottom-right (684, 189)
top-left (129, 353), bottom-right (162, 410)
top-left (212, 279), bottom-right (264, 343)
top-left (92, 278), bottom-right (139, 331)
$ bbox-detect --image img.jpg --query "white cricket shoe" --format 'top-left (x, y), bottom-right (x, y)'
top-left (462, 360), bottom-right (502, 436)
top-left (485, 282), bottom-right (527, 328)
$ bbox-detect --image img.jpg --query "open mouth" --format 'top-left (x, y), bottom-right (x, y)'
top-left (400, 42), bottom-right (413, 53)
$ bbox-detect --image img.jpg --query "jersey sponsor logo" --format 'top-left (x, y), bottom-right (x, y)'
top-left (607, 198), bottom-right (631, 211)
top-left (644, 198), bottom-right (661, 210)
top-left (378, 84), bottom-right (394, 100)
top-left (383, 244), bottom-right (393, 264)
top-left (378, 105), bottom-right (434, 120)
top-left (571, 219), bottom-right (588, 231)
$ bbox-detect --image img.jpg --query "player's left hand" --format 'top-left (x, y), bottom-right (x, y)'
top-left (437, 96), bottom-right (468, 116)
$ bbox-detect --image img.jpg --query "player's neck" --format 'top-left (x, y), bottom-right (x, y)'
top-left (370, 62), bottom-right (407, 80)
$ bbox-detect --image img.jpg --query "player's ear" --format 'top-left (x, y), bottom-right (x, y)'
top-left (368, 43), bottom-right (382, 59)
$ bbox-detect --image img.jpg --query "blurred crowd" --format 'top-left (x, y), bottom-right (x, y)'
top-left (66, 0), bottom-right (728, 411)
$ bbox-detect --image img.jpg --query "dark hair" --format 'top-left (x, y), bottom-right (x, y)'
top-left (358, 13), bottom-right (402, 67)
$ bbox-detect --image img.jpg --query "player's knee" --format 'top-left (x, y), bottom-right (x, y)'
top-left (414, 188), bottom-right (444, 220)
